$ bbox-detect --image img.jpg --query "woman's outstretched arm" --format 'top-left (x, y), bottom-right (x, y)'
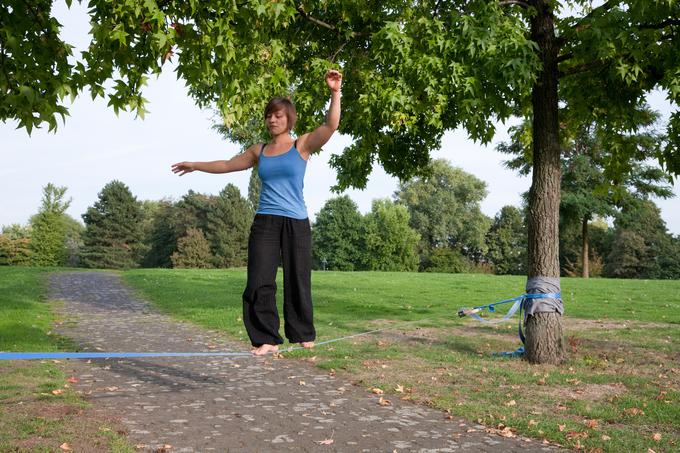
top-left (172, 143), bottom-right (259, 176)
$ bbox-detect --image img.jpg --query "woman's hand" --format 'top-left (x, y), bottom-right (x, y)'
top-left (325, 69), bottom-right (342, 93)
top-left (171, 161), bottom-right (195, 176)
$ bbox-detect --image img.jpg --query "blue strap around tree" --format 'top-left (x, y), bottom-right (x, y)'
top-left (458, 292), bottom-right (561, 358)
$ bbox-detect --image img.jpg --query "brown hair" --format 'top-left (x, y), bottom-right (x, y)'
top-left (264, 97), bottom-right (297, 131)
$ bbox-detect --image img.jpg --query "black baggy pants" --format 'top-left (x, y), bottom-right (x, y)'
top-left (242, 214), bottom-right (315, 346)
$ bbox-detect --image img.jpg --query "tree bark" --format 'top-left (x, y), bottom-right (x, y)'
top-left (526, 0), bottom-right (565, 365)
top-left (581, 215), bottom-right (589, 278)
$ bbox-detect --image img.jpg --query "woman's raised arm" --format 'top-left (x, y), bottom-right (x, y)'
top-left (297, 70), bottom-right (342, 157)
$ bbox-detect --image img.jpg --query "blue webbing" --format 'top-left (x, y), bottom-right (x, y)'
top-left (459, 292), bottom-right (562, 358)
top-left (0, 326), bottom-right (395, 361)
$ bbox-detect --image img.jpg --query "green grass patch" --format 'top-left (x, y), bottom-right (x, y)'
top-left (124, 269), bottom-right (680, 452)
top-left (0, 267), bottom-right (134, 452)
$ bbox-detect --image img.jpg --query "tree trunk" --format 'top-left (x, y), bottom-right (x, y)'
top-left (526, 0), bottom-right (565, 365)
top-left (581, 215), bottom-right (589, 279)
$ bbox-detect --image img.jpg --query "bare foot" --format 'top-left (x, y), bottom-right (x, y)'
top-left (300, 341), bottom-right (315, 349)
top-left (251, 344), bottom-right (279, 356)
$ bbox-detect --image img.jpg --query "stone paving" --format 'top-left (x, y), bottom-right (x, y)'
top-left (49, 272), bottom-right (561, 452)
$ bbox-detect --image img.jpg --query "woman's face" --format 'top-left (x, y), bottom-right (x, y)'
top-left (265, 108), bottom-right (288, 136)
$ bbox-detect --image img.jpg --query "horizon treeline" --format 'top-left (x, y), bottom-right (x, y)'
top-left (1, 160), bottom-right (679, 279)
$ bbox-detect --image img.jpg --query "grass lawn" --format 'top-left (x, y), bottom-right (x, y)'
top-left (124, 268), bottom-right (680, 453)
top-left (0, 267), bottom-right (134, 452)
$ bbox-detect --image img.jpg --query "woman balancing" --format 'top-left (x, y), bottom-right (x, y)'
top-left (172, 69), bottom-right (342, 356)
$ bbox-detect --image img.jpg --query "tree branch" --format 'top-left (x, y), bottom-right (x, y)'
top-left (639, 19), bottom-right (680, 30)
top-left (330, 40), bottom-right (350, 63)
top-left (557, 51), bottom-right (573, 63)
top-left (557, 0), bottom-right (619, 47)
top-left (559, 58), bottom-right (607, 78)
top-left (498, 0), bottom-right (530, 7)
top-left (296, 6), bottom-right (339, 33)
top-left (0, 42), bottom-right (10, 93)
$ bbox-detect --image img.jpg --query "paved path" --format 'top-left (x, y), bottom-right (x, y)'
top-left (49, 272), bottom-right (559, 452)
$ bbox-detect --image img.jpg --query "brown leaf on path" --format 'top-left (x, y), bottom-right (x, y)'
top-left (67, 376), bottom-right (78, 384)
top-left (299, 380), bottom-right (306, 386)
top-left (371, 387), bottom-right (384, 395)
top-left (395, 384), bottom-right (404, 393)
top-left (378, 397), bottom-right (391, 406)
top-left (315, 438), bottom-right (334, 445)
top-left (498, 426), bottom-right (516, 438)
top-left (59, 443), bottom-right (72, 451)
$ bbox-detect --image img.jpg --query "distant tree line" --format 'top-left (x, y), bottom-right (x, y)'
top-left (1, 160), bottom-right (678, 278)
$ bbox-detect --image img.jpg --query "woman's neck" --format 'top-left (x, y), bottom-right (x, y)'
top-left (270, 132), bottom-right (293, 145)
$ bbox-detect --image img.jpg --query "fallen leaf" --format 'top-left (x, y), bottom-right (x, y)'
top-left (655, 391), bottom-right (667, 401)
top-left (601, 435), bottom-right (611, 441)
top-left (584, 419), bottom-right (599, 429)
top-left (51, 389), bottom-right (64, 395)
top-left (652, 433), bottom-right (662, 442)
top-left (299, 380), bottom-right (306, 386)
top-left (537, 378), bottom-right (546, 385)
top-left (315, 438), bottom-right (334, 445)
top-left (378, 397), bottom-right (391, 406)
top-left (395, 384), bottom-right (404, 393)
top-left (624, 407), bottom-right (645, 416)
top-left (648, 449), bottom-right (657, 453)
top-left (372, 388), bottom-right (384, 395)
top-left (528, 419), bottom-right (538, 427)
top-left (105, 386), bottom-right (119, 392)
top-left (558, 424), bottom-right (566, 432)
top-left (67, 377), bottom-right (78, 384)
top-left (505, 400), bottom-right (516, 407)
top-left (566, 431), bottom-right (588, 439)
top-left (134, 445), bottom-right (148, 450)
top-left (59, 443), bottom-right (72, 451)
top-left (207, 344), bottom-right (217, 349)
top-left (498, 426), bottom-right (516, 438)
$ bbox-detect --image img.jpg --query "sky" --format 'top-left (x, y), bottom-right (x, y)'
top-left (1, 2), bottom-right (678, 234)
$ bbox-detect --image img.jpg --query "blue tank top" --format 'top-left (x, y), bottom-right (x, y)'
top-left (256, 142), bottom-right (308, 219)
